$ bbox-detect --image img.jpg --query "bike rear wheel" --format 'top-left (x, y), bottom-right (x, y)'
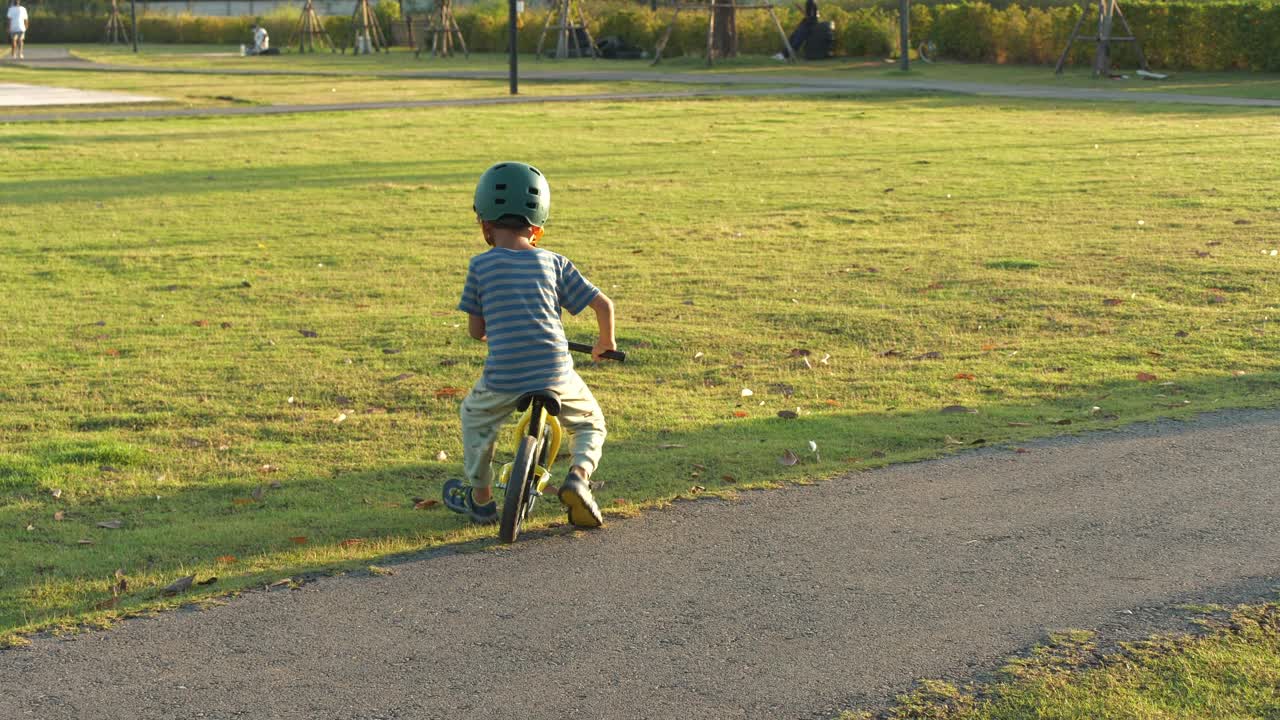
top-left (500, 435), bottom-right (540, 544)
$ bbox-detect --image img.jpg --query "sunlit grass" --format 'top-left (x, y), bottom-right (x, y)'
top-left (1, 91), bottom-right (1277, 640)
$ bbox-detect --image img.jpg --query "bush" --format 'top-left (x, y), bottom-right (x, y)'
top-left (25, 0), bottom-right (1280, 71)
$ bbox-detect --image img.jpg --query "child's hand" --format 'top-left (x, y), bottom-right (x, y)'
top-left (592, 338), bottom-right (617, 362)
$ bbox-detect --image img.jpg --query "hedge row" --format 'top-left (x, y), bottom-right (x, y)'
top-left (26, 1), bottom-right (1280, 71)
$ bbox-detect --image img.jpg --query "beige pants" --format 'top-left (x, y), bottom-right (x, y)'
top-left (460, 371), bottom-right (606, 490)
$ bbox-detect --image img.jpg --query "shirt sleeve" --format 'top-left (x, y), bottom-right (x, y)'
top-left (557, 258), bottom-right (600, 316)
top-left (458, 260), bottom-right (482, 315)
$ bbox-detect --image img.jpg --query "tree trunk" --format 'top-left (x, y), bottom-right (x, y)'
top-left (712, 0), bottom-right (737, 59)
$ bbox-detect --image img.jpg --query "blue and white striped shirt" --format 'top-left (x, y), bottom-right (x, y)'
top-left (458, 247), bottom-right (600, 393)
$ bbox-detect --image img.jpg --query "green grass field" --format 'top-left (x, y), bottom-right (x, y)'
top-left (60, 44), bottom-right (1280, 100)
top-left (854, 603), bottom-right (1280, 719)
top-left (3, 66), bottom-right (1278, 669)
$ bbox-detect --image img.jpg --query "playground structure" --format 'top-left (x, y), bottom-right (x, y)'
top-left (1055, 0), bottom-right (1149, 76)
top-left (652, 0), bottom-right (795, 66)
top-left (416, 0), bottom-right (468, 58)
top-left (536, 0), bottom-right (597, 60)
top-left (290, 0), bottom-right (336, 53)
top-left (103, 0), bottom-right (130, 45)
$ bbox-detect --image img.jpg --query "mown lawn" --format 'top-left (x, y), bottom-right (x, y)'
top-left (0, 64), bottom-right (688, 116)
top-left (1, 90), bottom-right (1277, 641)
top-left (856, 603), bottom-right (1280, 719)
top-left (63, 44), bottom-right (1280, 100)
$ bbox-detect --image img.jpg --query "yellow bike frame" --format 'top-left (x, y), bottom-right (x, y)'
top-left (495, 407), bottom-right (563, 496)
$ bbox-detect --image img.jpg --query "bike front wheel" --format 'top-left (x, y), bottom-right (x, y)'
top-left (500, 435), bottom-right (540, 543)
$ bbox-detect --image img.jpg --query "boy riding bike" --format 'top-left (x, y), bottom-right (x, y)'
top-left (445, 161), bottom-right (617, 530)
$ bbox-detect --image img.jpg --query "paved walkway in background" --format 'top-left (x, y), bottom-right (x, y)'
top-left (3, 409), bottom-right (1278, 719)
top-left (5, 48), bottom-right (1280, 122)
top-left (0, 81), bottom-right (162, 107)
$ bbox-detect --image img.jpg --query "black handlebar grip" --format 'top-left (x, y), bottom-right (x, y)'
top-left (567, 341), bottom-right (626, 362)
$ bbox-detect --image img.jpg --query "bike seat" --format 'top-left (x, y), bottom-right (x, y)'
top-left (516, 390), bottom-right (561, 417)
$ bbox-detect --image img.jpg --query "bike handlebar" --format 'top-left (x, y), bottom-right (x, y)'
top-left (567, 341), bottom-right (626, 362)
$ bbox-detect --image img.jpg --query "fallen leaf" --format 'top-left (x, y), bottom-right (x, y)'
top-left (289, 536), bottom-right (307, 544)
top-left (1052, 419), bottom-right (1073, 425)
top-left (162, 575), bottom-right (195, 596)
top-left (1208, 295), bottom-right (1227, 304)
top-left (789, 348), bottom-right (811, 358)
top-left (434, 450), bottom-right (449, 462)
top-left (691, 463), bottom-right (707, 472)
top-left (1136, 372), bottom-right (1158, 382)
top-left (339, 538), bottom-right (364, 549)
top-left (732, 410), bottom-right (748, 418)
top-left (96, 520), bottom-right (123, 529)
top-left (1007, 422), bottom-right (1033, 427)
top-left (25, 523), bottom-right (34, 531)
top-left (740, 388), bottom-right (754, 397)
top-left (414, 499), bottom-right (440, 510)
top-left (690, 485), bottom-right (706, 495)
top-left (721, 474), bottom-right (737, 483)
top-left (692, 352), bottom-right (705, 361)
top-left (104, 348), bottom-right (120, 357)
top-left (981, 344), bottom-right (997, 352)
top-left (392, 373), bottom-right (414, 382)
top-left (1015, 447), bottom-right (1030, 454)
top-left (870, 450), bottom-right (886, 459)
top-left (658, 443), bottom-right (686, 449)
top-left (779, 449), bottom-right (800, 466)
top-left (78, 538), bottom-right (94, 545)
top-left (1232, 370), bottom-right (1247, 377)
top-left (216, 555), bottom-right (237, 565)
top-left (613, 498), bottom-right (629, 506)
top-left (299, 329), bottom-right (318, 338)
top-left (435, 387), bottom-right (464, 399)
top-left (382, 348), bottom-right (401, 355)
top-left (99, 465), bottom-right (120, 474)
top-left (92, 596), bottom-right (120, 611)
top-left (250, 485), bottom-right (267, 501)
top-left (232, 498), bottom-right (254, 506)
top-left (1175, 330), bottom-right (1189, 338)
top-left (940, 405), bottom-right (978, 414)
top-left (944, 435), bottom-right (965, 445)
top-left (193, 320), bottom-right (209, 327)
top-left (819, 353), bottom-right (831, 365)
top-left (53, 510), bottom-right (65, 521)
top-left (1103, 298), bottom-right (1124, 306)
top-left (220, 322), bottom-right (233, 329)
top-left (913, 351), bottom-right (944, 360)
top-left (954, 373), bottom-right (976, 381)
top-left (777, 410), bottom-right (799, 419)
top-left (332, 413), bottom-right (348, 424)
top-left (879, 349), bottom-right (901, 358)
top-left (52, 488), bottom-right (62, 499)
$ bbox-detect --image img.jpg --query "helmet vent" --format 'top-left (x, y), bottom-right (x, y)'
top-left (526, 202), bottom-right (538, 209)
top-left (494, 198), bottom-right (506, 205)
top-left (495, 183), bottom-right (507, 190)
top-left (528, 187), bottom-right (540, 196)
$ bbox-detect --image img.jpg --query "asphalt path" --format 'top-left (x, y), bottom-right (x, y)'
top-left (4, 409), bottom-right (1278, 719)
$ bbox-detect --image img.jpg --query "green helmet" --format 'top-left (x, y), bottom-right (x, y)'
top-left (473, 161), bottom-right (551, 227)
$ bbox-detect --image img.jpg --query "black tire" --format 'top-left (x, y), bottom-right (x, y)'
top-left (500, 435), bottom-right (539, 544)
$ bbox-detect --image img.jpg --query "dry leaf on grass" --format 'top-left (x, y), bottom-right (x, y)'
top-left (777, 410), bottom-right (799, 420)
top-left (162, 575), bottom-right (195, 596)
top-left (779, 449), bottom-right (800, 466)
top-left (216, 555), bottom-right (237, 565)
top-left (339, 538), bottom-right (364, 548)
top-left (941, 405), bottom-right (978, 415)
top-left (414, 499), bottom-right (440, 510)
top-left (96, 520), bottom-right (123, 529)
top-left (289, 536), bottom-right (307, 545)
top-left (53, 511), bottom-right (65, 521)
top-left (434, 450), bottom-right (449, 462)
top-left (1136, 372), bottom-right (1158, 382)
top-left (299, 329), bottom-right (318, 338)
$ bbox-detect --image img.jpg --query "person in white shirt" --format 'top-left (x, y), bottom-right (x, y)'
top-left (7, 0), bottom-right (28, 60)
top-left (249, 22), bottom-right (269, 55)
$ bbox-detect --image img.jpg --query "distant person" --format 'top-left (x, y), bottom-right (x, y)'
top-left (247, 22), bottom-right (269, 55)
top-left (7, 0), bottom-right (27, 61)
top-left (775, 0), bottom-right (818, 60)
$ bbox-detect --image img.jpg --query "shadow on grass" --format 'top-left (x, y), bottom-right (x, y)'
top-left (2, 370), bottom-right (1277, 636)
